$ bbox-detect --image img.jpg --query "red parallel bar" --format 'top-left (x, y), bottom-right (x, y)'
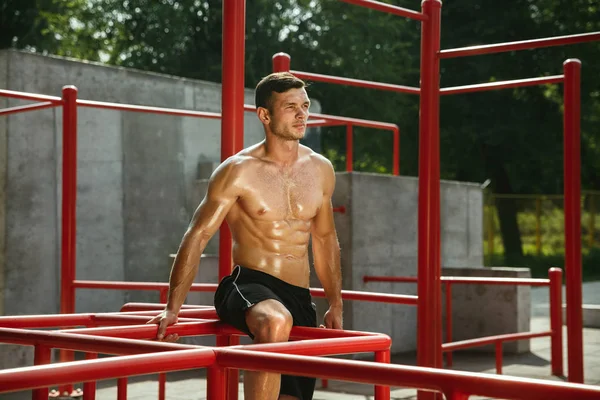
top-left (441, 331), bottom-right (551, 352)
top-left (392, 127), bottom-right (400, 176)
top-left (363, 276), bottom-right (550, 286)
top-left (291, 70), bottom-right (420, 95)
top-left (332, 206), bottom-right (346, 214)
top-left (339, 0), bottom-right (427, 21)
top-left (0, 88), bottom-right (62, 103)
top-left (73, 280), bottom-right (218, 292)
top-left (440, 75), bottom-right (564, 95)
top-left (346, 124), bottom-right (353, 172)
top-left (118, 308), bottom-right (219, 319)
top-left (77, 99), bottom-right (221, 119)
top-left (549, 268), bottom-right (564, 376)
top-left (563, 59), bottom-right (583, 383)
top-left (215, 350), bottom-right (600, 400)
top-left (0, 327), bottom-right (196, 354)
top-left (307, 119), bottom-right (346, 127)
top-left (0, 348), bottom-right (217, 394)
top-left (119, 303), bottom-right (213, 311)
top-left (417, 4), bottom-right (443, 400)
top-left (59, 321), bottom-right (221, 340)
top-left (218, 0), bottom-right (246, 281)
top-left (439, 31), bottom-right (600, 59)
top-left (310, 288), bottom-right (418, 305)
top-left (60, 86), bottom-right (78, 396)
top-left (0, 101), bottom-right (58, 116)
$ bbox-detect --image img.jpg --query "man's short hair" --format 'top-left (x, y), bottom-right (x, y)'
top-left (255, 72), bottom-right (306, 111)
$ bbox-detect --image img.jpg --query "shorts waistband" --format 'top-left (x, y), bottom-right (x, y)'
top-left (233, 265), bottom-right (311, 298)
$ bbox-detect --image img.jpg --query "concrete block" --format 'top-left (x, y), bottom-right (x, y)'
top-left (562, 305), bottom-right (600, 328)
top-left (443, 266), bottom-right (531, 354)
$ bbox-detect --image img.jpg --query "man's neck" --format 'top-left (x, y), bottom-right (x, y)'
top-left (263, 136), bottom-right (300, 166)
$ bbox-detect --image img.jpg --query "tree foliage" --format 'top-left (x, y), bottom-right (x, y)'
top-left (2, 0), bottom-right (599, 262)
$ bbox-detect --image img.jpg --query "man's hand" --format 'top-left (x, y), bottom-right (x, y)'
top-left (321, 305), bottom-right (343, 330)
top-left (147, 310), bottom-right (179, 342)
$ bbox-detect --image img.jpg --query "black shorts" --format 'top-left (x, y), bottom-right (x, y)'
top-left (214, 265), bottom-right (317, 400)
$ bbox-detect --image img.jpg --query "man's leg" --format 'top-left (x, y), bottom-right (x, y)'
top-left (244, 299), bottom-right (293, 400)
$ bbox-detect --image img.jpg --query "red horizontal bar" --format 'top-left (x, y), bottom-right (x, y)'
top-left (291, 70), bottom-right (420, 95)
top-left (119, 302), bottom-right (212, 312)
top-left (440, 75), bottom-right (564, 95)
top-left (59, 320), bottom-right (221, 339)
top-left (216, 349), bottom-right (600, 400)
top-left (307, 119), bottom-right (347, 127)
top-left (0, 89), bottom-right (62, 103)
top-left (363, 276), bottom-right (550, 287)
top-left (312, 288), bottom-right (418, 305)
top-left (0, 327), bottom-right (195, 355)
top-left (440, 31), bottom-right (600, 59)
top-left (77, 99), bottom-right (222, 119)
top-left (0, 348), bottom-right (217, 394)
top-left (73, 280), bottom-right (218, 292)
top-left (0, 101), bottom-right (58, 116)
top-left (339, 0), bottom-right (427, 21)
top-left (332, 206), bottom-right (346, 214)
top-left (442, 331), bottom-right (552, 352)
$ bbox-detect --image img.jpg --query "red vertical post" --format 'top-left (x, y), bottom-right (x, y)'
top-left (33, 345), bottom-right (52, 400)
top-left (346, 124), bottom-right (353, 172)
top-left (59, 85), bottom-right (78, 396)
top-left (207, 366), bottom-right (227, 400)
top-left (159, 290), bottom-right (168, 400)
top-left (549, 267), bottom-right (564, 377)
top-left (417, 2), bottom-right (442, 399)
top-left (495, 342), bottom-right (503, 374)
top-left (445, 283), bottom-right (453, 367)
top-left (219, 0), bottom-right (246, 280)
top-left (563, 58), bottom-right (583, 383)
top-left (392, 127), bottom-right (400, 176)
top-left (272, 52), bottom-right (291, 73)
top-left (117, 378), bottom-right (127, 400)
top-left (374, 350), bottom-right (391, 400)
top-left (83, 352), bottom-right (98, 400)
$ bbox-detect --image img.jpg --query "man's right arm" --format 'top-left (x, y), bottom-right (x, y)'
top-left (149, 158), bottom-right (241, 339)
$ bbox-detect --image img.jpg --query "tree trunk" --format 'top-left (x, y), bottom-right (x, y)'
top-left (492, 166), bottom-right (524, 264)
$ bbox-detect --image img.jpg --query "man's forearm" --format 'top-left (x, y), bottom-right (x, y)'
top-left (313, 233), bottom-right (343, 308)
top-left (166, 231), bottom-right (208, 314)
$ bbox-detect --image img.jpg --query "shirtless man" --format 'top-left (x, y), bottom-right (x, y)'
top-left (149, 72), bottom-right (343, 400)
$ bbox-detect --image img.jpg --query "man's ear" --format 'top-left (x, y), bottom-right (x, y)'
top-left (257, 107), bottom-right (270, 124)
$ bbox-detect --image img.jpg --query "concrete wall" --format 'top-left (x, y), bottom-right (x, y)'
top-left (326, 173), bottom-right (484, 353)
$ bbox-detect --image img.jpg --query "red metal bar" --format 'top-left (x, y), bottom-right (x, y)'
top-left (374, 350), bottom-right (391, 400)
top-left (363, 275), bottom-right (551, 286)
top-left (73, 280), bottom-right (218, 292)
top-left (0, 88), bottom-right (62, 103)
top-left (417, 3), bottom-right (442, 400)
top-left (549, 267), bottom-right (564, 376)
top-left (311, 288), bottom-right (418, 305)
top-left (33, 345), bottom-right (52, 400)
top-left (339, 0), bottom-right (427, 21)
top-left (332, 206), bottom-right (346, 214)
top-left (207, 366), bottom-right (227, 400)
top-left (563, 59), bottom-right (583, 383)
top-left (272, 52), bottom-right (291, 73)
top-left (227, 336), bottom-right (241, 400)
top-left (59, 85), bottom-right (78, 396)
top-left (76, 99), bottom-right (221, 119)
top-left (291, 70), bottom-right (420, 95)
top-left (495, 342), bottom-right (503, 374)
top-left (0, 348), bottom-right (218, 394)
top-left (83, 353), bottom-right (98, 400)
top-left (441, 331), bottom-right (551, 352)
top-left (445, 283), bottom-right (453, 368)
top-left (158, 290), bottom-right (168, 400)
top-left (439, 31), bottom-right (600, 59)
top-left (0, 101), bottom-right (58, 116)
top-left (219, 0), bottom-right (246, 281)
top-left (117, 378), bottom-right (127, 400)
top-left (440, 75), bottom-right (564, 95)
top-left (306, 119), bottom-right (346, 127)
top-left (346, 124), bottom-right (353, 172)
top-left (215, 349), bottom-right (600, 400)
top-left (392, 127), bottom-right (400, 175)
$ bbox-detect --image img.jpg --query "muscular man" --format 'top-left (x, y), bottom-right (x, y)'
top-left (149, 72), bottom-right (343, 400)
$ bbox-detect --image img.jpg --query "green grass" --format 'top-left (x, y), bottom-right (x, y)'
top-left (483, 202), bottom-right (600, 282)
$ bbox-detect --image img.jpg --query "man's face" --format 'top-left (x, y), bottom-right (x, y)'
top-left (265, 88), bottom-right (310, 141)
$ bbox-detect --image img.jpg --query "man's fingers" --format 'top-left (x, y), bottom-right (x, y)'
top-left (157, 319), bottom-right (169, 340)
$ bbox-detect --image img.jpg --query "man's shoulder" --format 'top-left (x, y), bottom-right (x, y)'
top-left (302, 145), bottom-right (333, 167)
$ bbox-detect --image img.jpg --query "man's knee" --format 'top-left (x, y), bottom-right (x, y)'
top-left (246, 300), bottom-right (293, 343)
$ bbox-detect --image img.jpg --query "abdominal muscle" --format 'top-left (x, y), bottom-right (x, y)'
top-left (229, 215), bottom-right (313, 288)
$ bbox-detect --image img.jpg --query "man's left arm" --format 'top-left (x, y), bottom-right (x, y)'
top-left (311, 158), bottom-right (343, 329)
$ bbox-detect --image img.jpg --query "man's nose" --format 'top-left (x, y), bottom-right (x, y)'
top-left (296, 108), bottom-right (308, 119)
